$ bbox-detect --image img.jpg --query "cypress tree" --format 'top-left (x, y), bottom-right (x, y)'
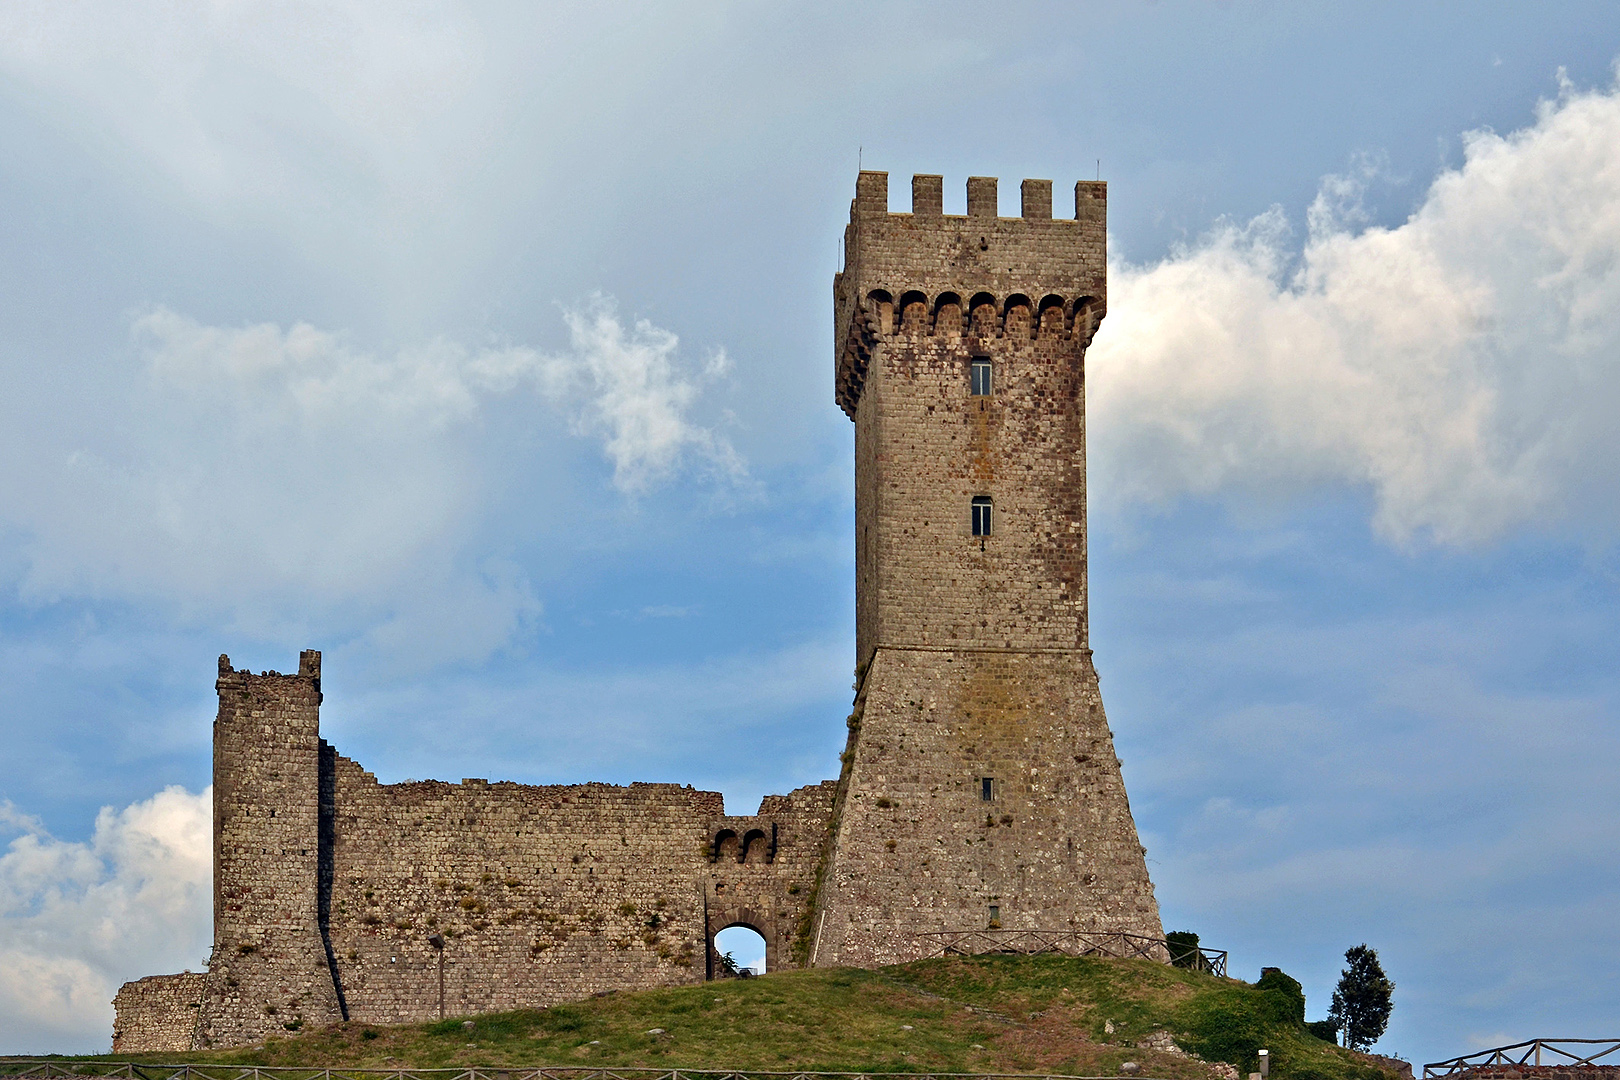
top-left (1328, 944), bottom-right (1394, 1051)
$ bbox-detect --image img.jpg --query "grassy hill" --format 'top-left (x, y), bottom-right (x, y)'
top-left (13, 955), bottom-right (1405, 1080)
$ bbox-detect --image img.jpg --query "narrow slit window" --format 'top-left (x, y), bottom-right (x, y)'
top-left (981, 777), bottom-right (994, 801)
top-left (972, 496), bottom-right (993, 537)
top-left (970, 358), bottom-right (993, 396)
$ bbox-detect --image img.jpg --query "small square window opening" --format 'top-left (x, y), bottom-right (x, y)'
top-left (970, 358), bottom-right (993, 396)
top-left (972, 496), bottom-right (992, 537)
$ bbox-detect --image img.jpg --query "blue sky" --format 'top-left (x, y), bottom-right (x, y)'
top-left (2, 0), bottom-right (1619, 1060)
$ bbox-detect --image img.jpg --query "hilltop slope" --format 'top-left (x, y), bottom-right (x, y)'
top-left (50, 955), bottom-right (1404, 1080)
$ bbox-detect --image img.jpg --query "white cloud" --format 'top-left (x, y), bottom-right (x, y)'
top-left (1090, 73), bottom-right (1620, 546)
top-left (10, 308), bottom-right (525, 643)
top-left (135, 307), bottom-right (532, 428)
top-left (0, 300), bottom-right (739, 660)
top-left (540, 296), bottom-right (745, 493)
top-left (0, 787), bottom-right (212, 1054)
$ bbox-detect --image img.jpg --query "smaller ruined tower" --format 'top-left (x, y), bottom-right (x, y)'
top-left (811, 172), bottom-right (1161, 966)
top-left (199, 651), bottom-right (342, 1047)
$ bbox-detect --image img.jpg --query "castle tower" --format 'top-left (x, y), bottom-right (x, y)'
top-left (198, 650), bottom-right (343, 1047)
top-left (810, 172), bottom-right (1162, 966)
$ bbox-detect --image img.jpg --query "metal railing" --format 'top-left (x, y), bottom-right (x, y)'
top-left (911, 929), bottom-right (1227, 978)
top-left (0, 1068), bottom-right (1162, 1080)
top-left (1423, 1039), bottom-right (1620, 1077)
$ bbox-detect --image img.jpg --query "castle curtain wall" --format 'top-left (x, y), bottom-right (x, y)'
top-left (114, 664), bottom-right (831, 1048)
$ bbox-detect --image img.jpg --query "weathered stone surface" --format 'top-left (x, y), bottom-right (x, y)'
top-left (114, 172), bottom-right (1158, 1049)
top-left (112, 973), bottom-right (204, 1052)
top-left (814, 172), bottom-right (1161, 965)
top-left (318, 759), bottom-right (834, 1024)
top-left (115, 652), bottom-right (832, 1048)
top-left (199, 650), bottom-right (343, 1047)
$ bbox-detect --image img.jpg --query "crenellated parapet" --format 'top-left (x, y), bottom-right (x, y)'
top-left (834, 172), bottom-right (1107, 418)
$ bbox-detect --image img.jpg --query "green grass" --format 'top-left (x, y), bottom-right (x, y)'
top-left (4, 956), bottom-right (1403, 1080)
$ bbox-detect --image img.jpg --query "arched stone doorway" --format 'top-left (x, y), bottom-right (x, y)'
top-left (705, 906), bottom-right (777, 979)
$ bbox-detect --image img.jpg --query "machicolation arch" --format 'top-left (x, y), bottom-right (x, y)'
top-left (740, 827), bottom-right (772, 864)
top-left (861, 288), bottom-right (1096, 340)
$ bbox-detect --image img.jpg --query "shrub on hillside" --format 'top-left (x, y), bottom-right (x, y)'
top-left (1307, 1020), bottom-right (1339, 1044)
top-left (1256, 967), bottom-right (1306, 1025)
top-left (1172, 985), bottom-right (1279, 1071)
top-left (1172, 974), bottom-right (1390, 1080)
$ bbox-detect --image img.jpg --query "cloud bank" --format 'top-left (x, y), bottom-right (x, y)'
top-left (0, 787), bottom-right (211, 1054)
top-left (0, 299), bottom-right (740, 659)
top-left (1090, 73), bottom-right (1620, 546)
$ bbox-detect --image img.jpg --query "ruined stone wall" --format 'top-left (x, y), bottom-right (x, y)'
top-left (815, 173), bottom-right (1159, 965)
top-left (325, 766), bottom-right (710, 1024)
top-left (115, 654), bottom-right (833, 1049)
top-left (702, 782), bottom-right (838, 975)
top-left (321, 757), bottom-right (830, 1024)
top-left (112, 973), bottom-right (204, 1052)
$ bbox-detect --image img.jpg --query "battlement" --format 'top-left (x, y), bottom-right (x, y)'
top-left (834, 172), bottom-right (1107, 419)
top-left (852, 170), bottom-right (1105, 221)
top-left (215, 649), bottom-right (321, 691)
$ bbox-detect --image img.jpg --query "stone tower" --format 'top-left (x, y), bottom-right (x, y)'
top-left (198, 651), bottom-right (344, 1046)
top-left (810, 172), bottom-right (1162, 965)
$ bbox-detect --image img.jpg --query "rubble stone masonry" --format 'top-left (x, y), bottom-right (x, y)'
top-left (112, 973), bottom-right (205, 1052)
top-left (814, 173), bottom-right (1160, 964)
top-left (113, 172), bottom-right (1159, 1049)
